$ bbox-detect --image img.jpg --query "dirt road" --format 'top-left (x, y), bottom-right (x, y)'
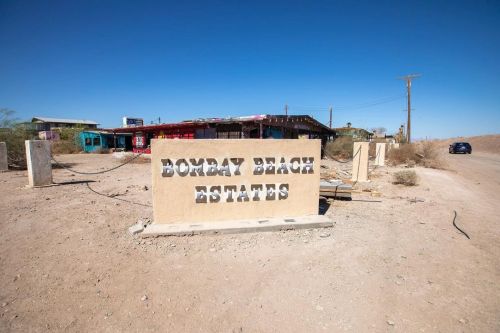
top-left (0, 151), bottom-right (499, 332)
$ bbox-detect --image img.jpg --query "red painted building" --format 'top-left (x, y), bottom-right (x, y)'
top-left (107, 114), bottom-right (335, 153)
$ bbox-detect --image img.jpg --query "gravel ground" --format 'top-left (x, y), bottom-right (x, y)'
top-left (0, 150), bottom-right (498, 332)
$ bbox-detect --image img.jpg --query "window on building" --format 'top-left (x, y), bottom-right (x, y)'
top-left (85, 138), bottom-right (92, 146)
top-left (93, 137), bottom-right (100, 146)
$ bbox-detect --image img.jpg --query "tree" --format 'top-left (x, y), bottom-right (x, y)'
top-left (0, 108), bottom-right (19, 128)
top-left (371, 127), bottom-right (387, 134)
top-left (0, 108), bottom-right (35, 169)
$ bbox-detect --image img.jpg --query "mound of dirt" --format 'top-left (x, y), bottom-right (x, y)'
top-left (432, 134), bottom-right (500, 154)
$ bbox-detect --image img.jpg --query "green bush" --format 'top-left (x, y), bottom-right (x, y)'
top-left (52, 128), bottom-right (83, 154)
top-left (0, 126), bottom-right (38, 169)
top-left (325, 136), bottom-right (354, 159)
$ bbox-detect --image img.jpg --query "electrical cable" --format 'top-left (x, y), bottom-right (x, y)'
top-left (289, 95), bottom-right (406, 113)
top-left (85, 182), bottom-right (152, 207)
top-left (50, 152), bottom-right (144, 175)
top-left (335, 95), bottom-right (406, 110)
top-left (452, 210), bottom-right (470, 239)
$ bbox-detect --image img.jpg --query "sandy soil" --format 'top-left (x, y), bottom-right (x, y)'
top-left (0, 147), bottom-right (499, 332)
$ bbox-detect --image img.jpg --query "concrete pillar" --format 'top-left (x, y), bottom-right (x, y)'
top-left (0, 142), bottom-right (7, 171)
top-left (25, 140), bottom-right (52, 187)
top-left (374, 143), bottom-right (386, 166)
top-left (352, 142), bottom-right (369, 182)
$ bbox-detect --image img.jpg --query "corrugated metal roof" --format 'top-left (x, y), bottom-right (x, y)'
top-left (32, 117), bottom-right (99, 125)
top-left (107, 114), bottom-right (335, 134)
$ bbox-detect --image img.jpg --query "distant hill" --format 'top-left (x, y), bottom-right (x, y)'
top-left (432, 135), bottom-right (500, 155)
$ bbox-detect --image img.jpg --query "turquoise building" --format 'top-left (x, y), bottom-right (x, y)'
top-left (79, 131), bottom-right (132, 153)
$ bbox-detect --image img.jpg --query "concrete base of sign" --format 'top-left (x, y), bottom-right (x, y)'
top-left (140, 215), bottom-right (332, 237)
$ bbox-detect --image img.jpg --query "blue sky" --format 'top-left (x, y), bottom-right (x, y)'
top-left (1, 0), bottom-right (499, 138)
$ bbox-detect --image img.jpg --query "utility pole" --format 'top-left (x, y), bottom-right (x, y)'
top-left (399, 74), bottom-right (420, 143)
top-left (284, 104), bottom-right (288, 117)
top-left (329, 106), bottom-right (333, 128)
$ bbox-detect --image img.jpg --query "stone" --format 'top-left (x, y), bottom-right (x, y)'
top-left (0, 142), bottom-right (7, 171)
top-left (25, 140), bottom-right (52, 187)
top-left (141, 295), bottom-right (148, 301)
top-left (128, 223), bottom-right (144, 235)
top-left (387, 320), bottom-right (395, 326)
top-left (319, 232), bottom-right (330, 238)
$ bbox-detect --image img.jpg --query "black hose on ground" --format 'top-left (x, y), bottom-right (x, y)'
top-left (452, 210), bottom-right (470, 239)
top-left (50, 152), bottom-right (144, 175)
top-left (85, 182), bottom-right (152, 207)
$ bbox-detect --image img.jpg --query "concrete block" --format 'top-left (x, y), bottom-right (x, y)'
top-left (374, 143), bottom-right (386, 166)
top-left (25, 140), bottom-right (52, 187)
top-left (141, 215), bottom-right (333, 237)
top-left (128, 223), bottom-right (145, 235)
top-left (352, 142), bottom-right (369, 182)
top-left (0, 142), bottom-right (7, 171)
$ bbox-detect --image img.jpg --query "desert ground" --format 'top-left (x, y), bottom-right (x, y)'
top-left (0, 140), bottom-right (499, 332)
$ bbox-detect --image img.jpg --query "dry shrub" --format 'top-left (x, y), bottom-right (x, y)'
top-left (387, 144), bottom-right (419, 165)
top-left (387, 142), bottom-right (444, 169)
top-left (393, 170), bottom-right (418, 186)
top-left (0, 127), bottom-right (37, 169)
top-left (325, 137), bottom-right (354, 159)
top-left (51, 128), bottom-right (83, 154)
top-left (368, 142), bottom-right (376, 159)
top-left (418, 141), bottom-right (444, 169)
top-left (51, 140), bottom-right (82, 154)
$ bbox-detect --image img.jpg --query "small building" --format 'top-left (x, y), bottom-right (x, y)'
top-left (79, 131), bottom-right (132, 153)
top-left (38, 130), bottom-right (60, 141)
top-left (107, 114), bottom-right (336, 153)
top-left (32, 117), bottom-right (99, 131)
top-left (334, 122), bottom-right (372, 141)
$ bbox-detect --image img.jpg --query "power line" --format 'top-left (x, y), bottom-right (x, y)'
top-left (288, 94), bottom-right (406, 114)
top-left (288, 105), bottom-right (330, 111)
top-left (334, 94), bottom-right (406, 110)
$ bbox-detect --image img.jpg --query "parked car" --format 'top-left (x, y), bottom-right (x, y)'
top-left (449, 142), bottom-right (472, 154)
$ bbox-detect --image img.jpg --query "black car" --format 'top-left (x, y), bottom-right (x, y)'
top-left (449, 142), bottom-right (472, 154)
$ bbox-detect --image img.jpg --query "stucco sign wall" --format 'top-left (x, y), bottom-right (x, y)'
top-left (151, 139), bottom-right (321, 224)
